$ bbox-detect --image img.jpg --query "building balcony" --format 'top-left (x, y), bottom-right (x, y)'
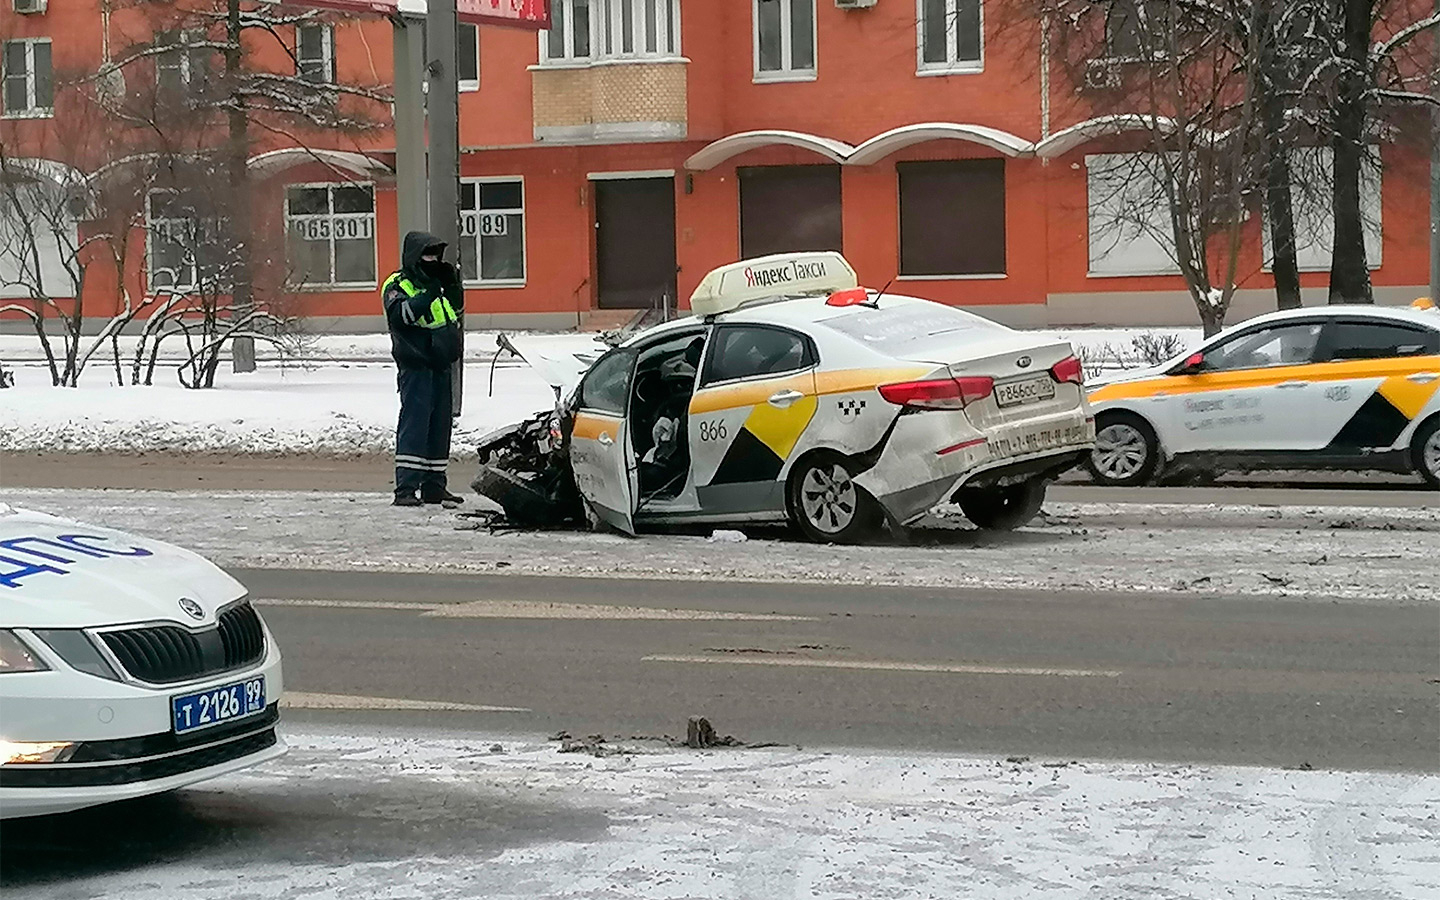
top-left (531, 59), bottom-right (687, 145)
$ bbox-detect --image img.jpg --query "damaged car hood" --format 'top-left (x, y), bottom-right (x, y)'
top-left (502, 334), bottom-right (611, 396)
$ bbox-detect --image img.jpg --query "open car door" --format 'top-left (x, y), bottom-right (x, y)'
top-left (568, 347), bottom-right (639, 534)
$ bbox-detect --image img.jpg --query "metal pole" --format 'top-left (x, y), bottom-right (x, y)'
top-left (426, 0), bottom-right (463, 417)
top-left (1431, 0), bottom-right (1440, 304)
top-left (392, 17), bottom-right (428, 253)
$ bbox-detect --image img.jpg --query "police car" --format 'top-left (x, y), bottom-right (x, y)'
top-left (0, 504), bottom-right (284, 818)
top-left (1085, 305), bottom-right (1440, 487)
top-left (477, 251), bottom-right (1095, 541)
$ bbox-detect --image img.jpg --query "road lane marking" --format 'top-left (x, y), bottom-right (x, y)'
top-left (256, 598), bottom-right (812, 621)
top-left (642, 655), bottom-right (1121, 678)
top-left (257, 598), bottom-right (441, 611)
top-left (423, 600), bottom-right (812, 621)
top-left (283, 692), bottom-right (529, 713)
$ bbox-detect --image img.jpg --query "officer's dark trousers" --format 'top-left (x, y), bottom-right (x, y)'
top-left (395, 367), bottom-right (453, 498)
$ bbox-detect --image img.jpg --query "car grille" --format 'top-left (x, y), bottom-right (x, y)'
top-left (100, 602), bottom-right (266, 685)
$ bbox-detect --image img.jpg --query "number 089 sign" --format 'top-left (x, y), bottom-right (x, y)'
top-left (461, 212), bottom-right (509, 238)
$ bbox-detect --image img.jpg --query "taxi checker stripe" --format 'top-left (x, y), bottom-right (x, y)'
top-left (687, 366), bottom-right (933, 417)
top-left (1376, 372), bottom-right (1440, 419)
top-left (1325, 390), bottom-right (1412, 450)
top-left (1087, 354), bottom-right (1440, 403)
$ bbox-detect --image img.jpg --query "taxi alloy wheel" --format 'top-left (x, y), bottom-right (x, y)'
top-left (1414, 417), bottom-right (1440, 488)
top-left (790, 454), bottom-right (880, 544)
top-left (1086, 413), bottom-right (1160, 487)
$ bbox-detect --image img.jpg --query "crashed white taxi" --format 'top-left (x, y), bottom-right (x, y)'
top-left (476, 252), bottom-right (1095, 542)
top-left (0, 504), bottom-right (284, 819)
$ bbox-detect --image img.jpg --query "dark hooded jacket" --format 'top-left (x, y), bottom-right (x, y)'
top-left (383, 231), bottom-right (465, 370)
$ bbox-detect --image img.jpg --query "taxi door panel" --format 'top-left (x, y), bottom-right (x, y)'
top-left (568, 347), bottom-right (638, 535)
top-left (689, 370), bottom-right (818, 515)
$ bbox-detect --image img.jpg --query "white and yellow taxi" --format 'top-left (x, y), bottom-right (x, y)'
top-left (482, 252), bottom-right (1094, 541)
top-left (1085, 305), bottom-right (1440, 487)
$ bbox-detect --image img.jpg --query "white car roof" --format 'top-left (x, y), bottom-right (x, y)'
top-left (1225, 304), bottom-right (1440, 332)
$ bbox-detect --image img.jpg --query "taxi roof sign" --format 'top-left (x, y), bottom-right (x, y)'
top-left (690, 252), bottom-right (858, 318)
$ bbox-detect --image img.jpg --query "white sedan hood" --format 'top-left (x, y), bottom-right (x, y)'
top-left (0, 504), bottom-right (246, 630)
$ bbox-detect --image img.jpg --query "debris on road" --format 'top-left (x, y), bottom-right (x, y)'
top-left (708, 529), bottom-right (749, 543)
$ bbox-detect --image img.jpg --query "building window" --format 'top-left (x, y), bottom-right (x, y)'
top-left (739, 165), bottom-right (843, 259)
top-left (458, 23), bottom-right (479, 91)
top-left (1262, 146), bottom-right (1383, 272)
top-left (755, 0), bottom-right (815, 81)
top-left (1085, 152), bottom-right (1181, 276)
top-left (917, 0), bottom-right (982, 73)
top-left (146, 191), bottom-right (229, 293)
top-left (460, 179), bottom-right (525, 285)
top-left (156, 30), bottom-right (210, 97)
top-left (596, 0), bottom-right (680, 60)
top-left (899, 160), bottom-right (1006, 277)
top-left (2, 39), bottom-right (53, 119)
top-left (541, 0), bottom-right (592, 64)
top-left (297, 24), bottom-right (336, 85)
top-left (285, 184), bottom-right (376, 288)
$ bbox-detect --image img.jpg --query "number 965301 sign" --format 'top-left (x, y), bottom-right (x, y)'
top-left (291, 218), bottom-right (373, 242)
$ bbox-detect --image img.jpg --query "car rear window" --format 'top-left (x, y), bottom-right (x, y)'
top-left (817, 302), bottom-right (1004, 356)
top-left (1324, 321), bottom-right (1440, 361)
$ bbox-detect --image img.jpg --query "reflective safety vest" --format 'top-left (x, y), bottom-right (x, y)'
top-left (382, 272), bottom-right (459, 329)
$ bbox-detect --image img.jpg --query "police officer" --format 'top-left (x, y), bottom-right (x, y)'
top-left (383, 231), bottom-right (465, 507)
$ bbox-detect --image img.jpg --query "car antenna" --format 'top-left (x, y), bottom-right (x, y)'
top-left (868, 278), bottom-right (893, 309)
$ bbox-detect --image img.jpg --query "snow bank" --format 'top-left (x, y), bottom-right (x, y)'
top-left (0, 364), bottom-right (557, 456)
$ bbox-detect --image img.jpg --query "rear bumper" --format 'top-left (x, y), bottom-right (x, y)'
top-left (856, 408), bottom-right (1093, 525)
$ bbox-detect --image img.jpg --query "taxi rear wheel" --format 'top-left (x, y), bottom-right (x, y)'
top-left (956, 479), bottom-right (1047, 531)
top-left (788, 453), bottom-right (881, 544)
top-left (1086, 413), bottom-right (1160, 487)
top-left (1413, 417), bottom-right (1440, 488)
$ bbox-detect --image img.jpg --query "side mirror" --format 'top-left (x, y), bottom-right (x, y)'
top-left (1174, 352), bottom-right (1206, 375)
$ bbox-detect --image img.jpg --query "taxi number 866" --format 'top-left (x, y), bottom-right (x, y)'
top-left (697, 420), bottom-right (729, 442)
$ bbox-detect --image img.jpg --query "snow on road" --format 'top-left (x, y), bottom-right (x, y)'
top-left (5, 725), bottom-right (1434, 900)
top-left (5, 488), bottom-right (1435, 602)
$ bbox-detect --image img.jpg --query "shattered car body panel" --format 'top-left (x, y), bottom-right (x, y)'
top-left (473, 252), bottom-right (1095, 537)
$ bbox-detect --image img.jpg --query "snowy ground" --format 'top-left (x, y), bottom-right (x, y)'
top-left (0, 327), bottom-right (1200, 456)
top-left (5, 488), bottom-right (1435, 603)
top-left (5, 725), bottom-right (1435, 900)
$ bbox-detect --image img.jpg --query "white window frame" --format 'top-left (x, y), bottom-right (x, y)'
top-left (296, 23), bottom-right (336, 85)
top-left (916, 0), bottom-right (984, 76)
top-left (145, 190), bottom-right (229, 294)
top-left (284, 181), bottom-right (378, 290)
top-left (753, 0), bottom-right (817, 83)
top-left (539, 0), bottom-right (593, 66)
top-left (155, 29), bottom-right (208, 95)
top-left (458, 22), bottom-right (479, 92)
top-left (540, 0), bottom-right (682, 66)
top-left (460, 176), bottom-right (526, 288)
top-left (1085, 152), bottom-right (1183, 278)
top-left (1262, 145), bottom-right (1384, 273)
top-left (2, 38), bottom-right (53, 119)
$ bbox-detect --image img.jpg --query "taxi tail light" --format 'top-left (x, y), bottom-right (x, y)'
top-left (1050, 355), bottom-right (1084, 385)
top-left (879, 376), bottom-right (994, 410)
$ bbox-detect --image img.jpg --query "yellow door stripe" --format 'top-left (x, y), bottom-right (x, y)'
top-left (1377, 375), bottom-right (1440, 420)
top-left (572, 412), bottom-right (621, 441)
top-left (744, 394), bottom-right (819, 460)
top-left (813, 366), bottom-right (934, 397)
top-left (1088, 355), bottom-right (1440, 403)
top-left (689, 372), bottom-right (814, 416)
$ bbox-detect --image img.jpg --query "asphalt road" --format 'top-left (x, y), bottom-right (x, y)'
top-left (4, 451), bottom-right (1435, 506)
top-left (237, 567), bottom-right (1439, 773)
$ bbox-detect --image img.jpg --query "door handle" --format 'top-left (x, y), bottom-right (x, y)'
top-left (1148, 391), bottom-right (1169, 399)
top-left (1276, 381), bottom-right (1309, 389)
top-left (598, 432), bottom-right (614, 446)
top-left (1407, 372), bottom-right (1439, 383)
top-left (768, 389), bottom-right (804, 408)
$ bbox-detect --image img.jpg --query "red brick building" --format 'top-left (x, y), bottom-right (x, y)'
top-left (1, 0), bottom-right (1429, 332)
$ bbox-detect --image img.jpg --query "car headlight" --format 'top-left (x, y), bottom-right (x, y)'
top-left (31, 630), bottom-right (121, 680)
top-left (0, 740), bottom-right (77, 765)
top-left (0, 630), bottom-right (48, 673)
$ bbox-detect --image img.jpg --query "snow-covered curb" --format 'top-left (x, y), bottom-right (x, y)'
top-left (5, 488), bottom-right (1435, 603)
top-left (6, 725), bottom-right (1433, 900)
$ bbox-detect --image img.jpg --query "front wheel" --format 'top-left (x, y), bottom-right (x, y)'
top-left (788, 454), bottom-right (881, 544)
top-left (1086, 413), bottom-right (1161, 487)
top-left (956, 479), bottom-right (1047, 531)
top-left (1413, 417), bottom-right (1440, 489)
